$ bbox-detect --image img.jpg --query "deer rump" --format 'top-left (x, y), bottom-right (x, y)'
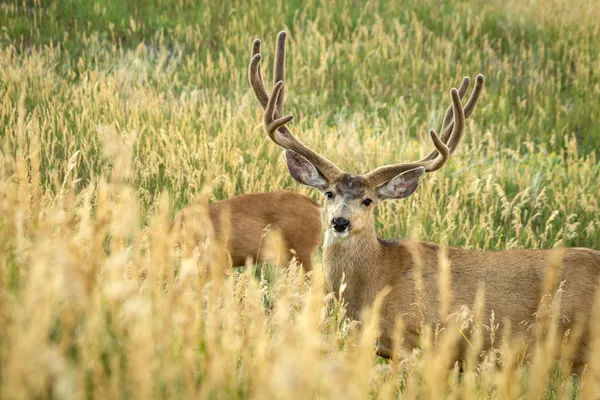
top-left (171, 191), bottom-right (322, 271)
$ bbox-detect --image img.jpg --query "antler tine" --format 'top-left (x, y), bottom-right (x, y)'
top-left (428, 87), bottom-right (465, 170)
top-left (364, 87), bottom-right (465, 186)
top-left (441, 77), bottom-right (470, 139)
top-left (428, 128), bottom-right (449, 165)
top-left (421, 74), bottom-right (485, 161)
top-left (249, 41), bottom-right (269, 109)
top-left (273, 31), bottom-right (286, 116)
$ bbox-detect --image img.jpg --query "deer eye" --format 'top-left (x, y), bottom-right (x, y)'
top-left (325, 191), bottom-right (334, 200)
top-left (362, 198), bottom-right (373, 207)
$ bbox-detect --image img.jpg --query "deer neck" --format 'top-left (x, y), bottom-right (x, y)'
top-left (322, 223), bottom-right (382, 319)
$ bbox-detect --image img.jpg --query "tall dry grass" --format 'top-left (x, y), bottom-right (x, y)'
top-left (1, 0), bottom-right (600, 398)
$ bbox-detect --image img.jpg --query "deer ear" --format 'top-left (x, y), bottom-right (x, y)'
top-left (376, 167), bottom-right (425, 200)
top-left (284, 149), bottom-right (328, 190)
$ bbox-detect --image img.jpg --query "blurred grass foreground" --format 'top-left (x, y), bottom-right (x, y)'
top-left (1, 0), bottom-right (600, 398)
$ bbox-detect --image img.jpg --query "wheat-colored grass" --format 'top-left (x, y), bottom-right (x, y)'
top-left (1, 0), bottom-right (600, 398)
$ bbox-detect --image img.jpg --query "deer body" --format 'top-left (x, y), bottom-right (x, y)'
top-left (324, 225), bottom-right (600, 364)
top-left (248, 31), bottom-right (600, 369)
top-left (172, 191), bottom-right (322, 271)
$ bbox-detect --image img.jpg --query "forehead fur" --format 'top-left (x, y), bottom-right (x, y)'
top-left (334, 174), bottom-right (368, 199)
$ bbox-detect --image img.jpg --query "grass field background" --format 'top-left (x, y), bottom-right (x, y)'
top-left (1, 0), bottom-right (600, 398)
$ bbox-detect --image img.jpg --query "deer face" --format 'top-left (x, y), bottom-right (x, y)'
top-left (322, 174), bottom-right (375, 238)
top-left (285, 150), bottom-right (426, 239)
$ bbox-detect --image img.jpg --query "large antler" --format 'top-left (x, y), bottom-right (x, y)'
top-left (249, 31), bottom-right (343, 181)
top-left (364, 74), bottom-right (485, 186)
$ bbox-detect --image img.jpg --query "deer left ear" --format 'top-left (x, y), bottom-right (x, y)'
top-left (376, 167), bottom-right (426, 200)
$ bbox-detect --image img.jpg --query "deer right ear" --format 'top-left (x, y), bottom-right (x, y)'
top-left (284, 149), bottom-right (328, 190)
top-left (376, 167), bottom-right (426, 200)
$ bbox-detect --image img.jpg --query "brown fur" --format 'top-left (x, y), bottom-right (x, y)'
top-left (171, 191), bottom-right (322, 271)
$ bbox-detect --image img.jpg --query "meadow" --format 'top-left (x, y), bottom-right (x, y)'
top-left (1, 0), bottom-right (600, 398)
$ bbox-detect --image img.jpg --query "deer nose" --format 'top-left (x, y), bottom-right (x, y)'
top-left (332, 217), bottom-right (350, 232)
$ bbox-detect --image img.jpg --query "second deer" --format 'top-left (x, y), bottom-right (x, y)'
top-left (171, 191), bottom-right (321, 271)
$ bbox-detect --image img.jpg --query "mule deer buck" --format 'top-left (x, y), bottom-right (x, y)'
top-left (248, 31), bottom-right (600, 370)
top-left (171, 191), bottom-right (321, 271)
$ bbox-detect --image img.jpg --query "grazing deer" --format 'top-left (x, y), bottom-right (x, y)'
top-left (248, 31), bottom-right (600, 370)
top-left (171, 191), bottom-right (322, 271)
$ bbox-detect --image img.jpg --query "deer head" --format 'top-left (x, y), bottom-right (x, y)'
top-left (249, 31), bottom-right (484, 239)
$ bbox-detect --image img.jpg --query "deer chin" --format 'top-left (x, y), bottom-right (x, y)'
top-left (329, 228), bottom-right (351, 239)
